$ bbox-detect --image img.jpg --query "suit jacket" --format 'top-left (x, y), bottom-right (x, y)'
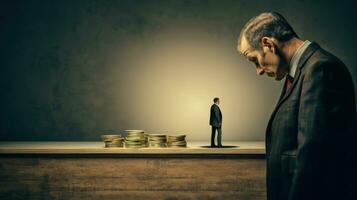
top-left (266, 42), bottom-right (357, 200)
top-left (210, 104), bottom-right (222, 127)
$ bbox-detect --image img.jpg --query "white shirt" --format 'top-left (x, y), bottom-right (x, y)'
top-left (289, 40), bottom-right (312, 78)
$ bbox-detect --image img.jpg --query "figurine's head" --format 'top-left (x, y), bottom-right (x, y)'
top-left (213, 97), bottom-right (220, 105)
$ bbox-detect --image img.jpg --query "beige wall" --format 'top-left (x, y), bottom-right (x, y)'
top-left (1, 0), bottom-right (355, 141)
top-left (108, 28), bottom-right (282, 141)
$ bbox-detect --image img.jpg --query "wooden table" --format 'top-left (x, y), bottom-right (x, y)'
top-left (0, 141), bottom-right (266, 200)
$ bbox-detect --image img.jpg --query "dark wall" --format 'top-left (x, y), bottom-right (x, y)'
top-left (1, 0), bottom-right (356, 141)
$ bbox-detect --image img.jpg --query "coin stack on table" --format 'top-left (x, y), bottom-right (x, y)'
top-left (147, 134), bottom-right (167, 148)
top-left (124, 130), bottom-right (148, 148)
top-left (167, 134), bottom-right (187, 147)
top-left (101, 135), bottom-right (124, 148)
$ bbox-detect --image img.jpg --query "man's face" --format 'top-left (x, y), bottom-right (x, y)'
top-left (239, 37), bottom-right (288, 81)
top-left (216, 99), bottom-right (220, 105)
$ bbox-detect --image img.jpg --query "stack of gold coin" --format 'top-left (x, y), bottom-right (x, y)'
top-left (101, 135), bottom-right (124, 148)
top-left (147, 133), bottom-right (167, 148)
top-left (124, 130), bottom-right (148, 148)
top-left (167, 134), bottom-right (187, 147)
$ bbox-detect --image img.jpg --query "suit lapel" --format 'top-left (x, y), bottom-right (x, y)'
top-left (265, 42), bottom-right (320, 143)
top-left (278, 42), bottom-right (320, 106)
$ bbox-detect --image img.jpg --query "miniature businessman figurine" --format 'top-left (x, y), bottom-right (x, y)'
top-left (209, 97), bottom-right (223, 147)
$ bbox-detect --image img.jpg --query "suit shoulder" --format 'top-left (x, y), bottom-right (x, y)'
top-left (302, 47), bottom-right (355, 94)
top-left (308, 47), bottom-right (344, 67)
top-left (303, 47), bottom-right (350, 80)
top-left (211, 104), bottom-right (220, 111)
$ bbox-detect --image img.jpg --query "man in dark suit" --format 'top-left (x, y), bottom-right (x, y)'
top-left (210, 97), bottom-right (223, 147)
top-left (237, 12), bottom-right (357, 200)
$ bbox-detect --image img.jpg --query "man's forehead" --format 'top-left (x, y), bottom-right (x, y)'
top-left (239, 37), bottom-right (253, 56)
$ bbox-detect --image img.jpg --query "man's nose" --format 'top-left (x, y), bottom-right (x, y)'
top-left (256, 67), bottom-right (265, 75)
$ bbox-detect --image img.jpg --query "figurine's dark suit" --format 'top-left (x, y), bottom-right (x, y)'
top-left (210, 103), bottom-right (222, 147)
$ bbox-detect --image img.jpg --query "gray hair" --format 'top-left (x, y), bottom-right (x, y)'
top-left (237, 12), bottom-right (298, 51)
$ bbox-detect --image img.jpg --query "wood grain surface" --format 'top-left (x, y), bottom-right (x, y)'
top-left (0, 158), bottom-right (266, 200)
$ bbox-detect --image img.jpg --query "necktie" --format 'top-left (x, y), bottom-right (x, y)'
top-left (285, 75), bottom-right (294, 92)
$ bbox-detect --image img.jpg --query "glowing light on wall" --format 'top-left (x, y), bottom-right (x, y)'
top-left (108, 27), bottom-right (282, 141)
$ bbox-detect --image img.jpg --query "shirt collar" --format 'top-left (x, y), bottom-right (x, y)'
top-left (289, 40), bottom-right (311, 78)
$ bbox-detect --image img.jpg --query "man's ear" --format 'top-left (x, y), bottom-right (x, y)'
top-left (260, 37), bottom-right (275, 54)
